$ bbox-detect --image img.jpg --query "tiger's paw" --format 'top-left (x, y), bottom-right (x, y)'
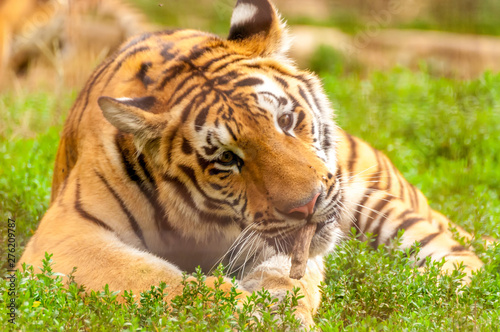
top-left (240, 255), bottom-right (322, 330)
top-left (241, 288), bottom-right (315, 331)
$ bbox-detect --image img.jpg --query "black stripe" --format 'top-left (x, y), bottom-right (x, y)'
top-left (325, 180), bottom-right (336, 200)
top-left (116, 133), bottom-right (173, 234)
top-left (157, 63), bottom-right (188, 91)
top-left (160, 41), bottom-right (177, 62)
top-left (408, 184), bottom-right (420, 211)
top-left (205, 201), bottom-right (223, 210)
top-left (388, 160), bottom-right (406, 200)
top-left (299, 75), bottom-right (323, 115)
top-left (102, 46), bottom-right (151, 91)
top-left (209, 168), bottom-right (232, 176)
top-left (119, 96), bottom-right (157, 111)
top-left (328, 188), bottom-right (341, 206)
top-left (417, 256), bottom-right (429, 267)
top-left (371, 207), bottom-right (395, 247)
top-left (295, 110), bottom-right (306, 128)
top-left (225, 123), bottom-right (238, 141)
top-left (211, 58), bottom-right (245, 73)
top-left (203, 145), bottom-right (218, 156)
top-left (365, 195), bottom-right (393, 231)
top-left (166, 126), bottom-right (179, 164)
top-left (351, 193), bottom-right (370, 236)
top-left (298, 86), bottom-right (314, 112)
top-left (181, 99), bottom-right (195, 123)
top-left (233, 193), bottom-right (242, 206)
top-left (390, 215), bottom-right (425, 240)
top-left (195, 105), bottom-right (210, 131)
top-left (345, 133), bottom-right (357, 174)
top-left (418, 232), bottom-right (441, 248)
top-left (234, 77), bottom-right (264, 87)
top-left (210, 183), bottom-right (223, 190)
top-left (160, 48), bottom-right (177, 63)
top-left (201, 53), bottom-right (234, 70)
top-left (74, 180), bottom-right (113, 231)
top-left (170, 71), bottom-right (202, 103)
top-left (451, 244), bottom-right (467, 252)
top-left (119, 29), bottom-right (175, 51)
top-left (196, 152), bottom-right (211, 171)
top-left (213, 71), bottom-right (239, 87)
top-left (171, 84), bottom-right (200, 110)
top-left (116, 133), bottom-right (142, 184)
top-left (322, 124), bottom-right (332, 150)
top-left (136, 153), bottom-right (158, 188)
top-left (95, 171), bottom-right (147, 249)
top-left (274, 75), bottom-right (289, 88)
top-left (182, 138), bottom-right (193, 155)
top-left (135, 154), bottom-right (173, 234)
top-left (163, 173), bottom-right (234, 226)
top-left (136, 62), bottom-right (153, 88)
top-left (183, 45), bottom-right (216, 63)
top-left (240, 197), bottom-right (248, 215)
top-left (380, 157), bottom-right (391, 191)
top-left (119, 32), bottom-right (154, 51)
top-left (77, 57), bottom-right (115, 125)
top-left (244, 65), bottom-right (324, 118)
top-left (178, 165), bottom-right (234, 207)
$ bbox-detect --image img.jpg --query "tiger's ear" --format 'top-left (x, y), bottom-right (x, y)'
top-left (227, 0), bottom-right (291, 60)
top-left (98, 96), bottom-right (165, 142)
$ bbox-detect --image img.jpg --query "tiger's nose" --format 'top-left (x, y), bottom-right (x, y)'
top-left (285, 193), bottom-right (320, 219)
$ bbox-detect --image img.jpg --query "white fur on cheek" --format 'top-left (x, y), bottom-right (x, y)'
top-left (230, 3), bottom-right (258, 27)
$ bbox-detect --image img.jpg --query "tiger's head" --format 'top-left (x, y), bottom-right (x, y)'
top-left (97, 0), bottom-right (342, 270)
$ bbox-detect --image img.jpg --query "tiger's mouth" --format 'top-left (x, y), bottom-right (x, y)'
top-left (261, 214), bottom-right (338, 254)
top-left (259, 189), bottom-right (342, 256)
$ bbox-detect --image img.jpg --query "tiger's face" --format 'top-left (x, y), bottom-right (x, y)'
top-left (98, 0), bottom-right (343, 266)
top-left (168, 63), bottom-right (341, 255)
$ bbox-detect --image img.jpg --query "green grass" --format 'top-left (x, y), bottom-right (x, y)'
top-left (1, 66), bottom-right (500, 330)
top-left (0, 90), bottom-right (76, 272)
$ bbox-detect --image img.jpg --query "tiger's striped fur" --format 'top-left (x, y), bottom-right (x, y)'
top-left (20, 0), bottom-right (484, 327)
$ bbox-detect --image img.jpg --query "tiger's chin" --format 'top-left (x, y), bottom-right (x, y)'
top-left (309, 221), bottom-right (343, 257)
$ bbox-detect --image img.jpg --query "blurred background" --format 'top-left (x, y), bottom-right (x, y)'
top-left (1, 0), bottom-right (500, 90)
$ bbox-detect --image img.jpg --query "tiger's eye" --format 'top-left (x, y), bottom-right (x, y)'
top-left (219, 151), bottom-right (235, 164)
top-left (278, 113), bottom-right (293, 130)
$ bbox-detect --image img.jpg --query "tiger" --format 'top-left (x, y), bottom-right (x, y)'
top-left (19, 0), bottom-right (485, 327)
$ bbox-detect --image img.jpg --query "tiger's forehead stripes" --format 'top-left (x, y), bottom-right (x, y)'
top-left (175, 69), bottom-right (324, 155)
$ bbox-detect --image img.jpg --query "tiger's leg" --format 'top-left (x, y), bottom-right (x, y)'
top-left (430, 210), bottom-right (473, 240)
top-left (337, 131), bottom-right (483, 278)
top-left (241, 254), bottom-right (324, 328)
top-left (346, 188), bottom-right (484, 278)
top-left (19, 206), bottom-right (250, 303)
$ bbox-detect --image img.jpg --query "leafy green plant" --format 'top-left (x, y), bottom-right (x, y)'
top-left (0, 255), bottom-right (304, 331)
